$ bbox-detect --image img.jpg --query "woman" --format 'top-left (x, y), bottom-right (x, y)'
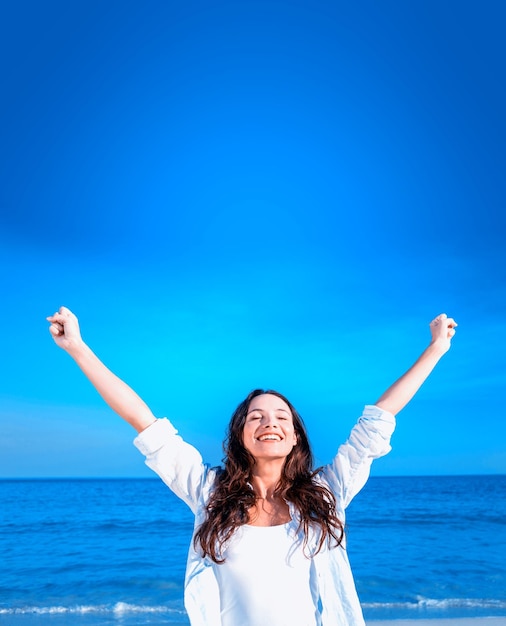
top-left (47, 307), bottom-right (457, 626)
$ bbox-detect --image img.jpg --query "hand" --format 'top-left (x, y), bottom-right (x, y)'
top-left (429, 313), bottom-right (457, 354)
top-left (375, 313), bottom-right (458, 415)
top-left (47, 306), bottom-right (83, 353)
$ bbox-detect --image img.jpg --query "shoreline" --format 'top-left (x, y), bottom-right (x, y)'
top-left (366, 617), bottom-right (506, 626)
top-left (2, 615), bottom-right (506, 625)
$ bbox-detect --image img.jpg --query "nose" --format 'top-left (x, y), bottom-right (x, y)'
top-left (262, 415), bottom-right (279, 428)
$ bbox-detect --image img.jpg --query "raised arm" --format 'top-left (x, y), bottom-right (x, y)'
top-left (47, 306), bottom-right (156, 433)
top-left (375, 313), bottom-right (457, 416)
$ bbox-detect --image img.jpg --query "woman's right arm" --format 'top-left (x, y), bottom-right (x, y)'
top-left (47, 306), bottom-right (156, 433)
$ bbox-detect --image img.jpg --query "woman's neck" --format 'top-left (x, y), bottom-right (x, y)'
top-left (249, 459), bottom-right (284, 498)
top-left (247, 472), bottom-right (291, 526)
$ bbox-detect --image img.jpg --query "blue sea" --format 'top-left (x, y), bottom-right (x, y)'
top-left (1, 475), bottom-right (505, 625)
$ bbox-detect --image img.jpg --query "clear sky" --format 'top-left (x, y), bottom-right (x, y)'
top-left (1, 0), bottom-right (505, 478)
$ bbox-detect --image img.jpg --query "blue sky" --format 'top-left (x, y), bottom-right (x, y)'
top-left (1, 0), bottom-right (505, 477)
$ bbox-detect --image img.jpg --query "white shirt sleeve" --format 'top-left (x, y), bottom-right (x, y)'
top-left (320, 405), bottom-right (396, 511)
top-left (133, 418), bottom-right (208, 514)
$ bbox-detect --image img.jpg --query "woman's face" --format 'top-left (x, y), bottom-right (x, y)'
top-left (242, 393), bottom-right (298, 461)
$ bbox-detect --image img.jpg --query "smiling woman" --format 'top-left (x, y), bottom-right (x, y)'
top-left (47, 306), bottom-right (457, 626)
top-left (195, 389), bottom-right (344, 568)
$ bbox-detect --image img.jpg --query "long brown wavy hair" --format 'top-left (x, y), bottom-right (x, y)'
top-left (194, 389), bottom-right (344, 563)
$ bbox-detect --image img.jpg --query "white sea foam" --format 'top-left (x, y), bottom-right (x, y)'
top-left (112, 602), bottom-right (180, 614)
top-left (2, 598), bottom-right (505, 616)
top-left (362, 598), bottom-right (506, 611)
top-left (0, 603), bottom-right (184, 615)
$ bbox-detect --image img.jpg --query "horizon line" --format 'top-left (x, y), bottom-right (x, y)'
top-left (1, 472), bottom-right (504, 481)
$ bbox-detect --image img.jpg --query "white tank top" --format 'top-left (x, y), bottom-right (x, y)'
top-left (212, 522), bottom-right (318, 626)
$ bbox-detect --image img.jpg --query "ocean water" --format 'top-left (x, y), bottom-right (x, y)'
top-left (1, 475), bottom-right (505, 625)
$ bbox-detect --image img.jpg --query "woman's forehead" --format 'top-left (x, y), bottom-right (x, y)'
top-left (247, 393), bottom-right (291, 414)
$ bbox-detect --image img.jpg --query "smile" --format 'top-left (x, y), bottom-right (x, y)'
top-left (257, 434), bottom-right (282, 441)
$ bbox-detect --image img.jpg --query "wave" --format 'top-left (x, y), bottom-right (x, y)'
top-left (363, 597), bottom-right (506, 611)
top-left (2, 597), bottom-right (506, 616)
top-left (0, 602), bottom-right (185, 616)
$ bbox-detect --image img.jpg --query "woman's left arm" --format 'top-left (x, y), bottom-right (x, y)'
top-left (375, 313), bottom-right (457, 416)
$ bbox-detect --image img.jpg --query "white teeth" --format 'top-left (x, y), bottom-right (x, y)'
top-left (258, 435), bottom-right (281, 441)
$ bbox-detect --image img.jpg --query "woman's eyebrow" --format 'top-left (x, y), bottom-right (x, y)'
top-left (246, 407), bottom-right (290, 415)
